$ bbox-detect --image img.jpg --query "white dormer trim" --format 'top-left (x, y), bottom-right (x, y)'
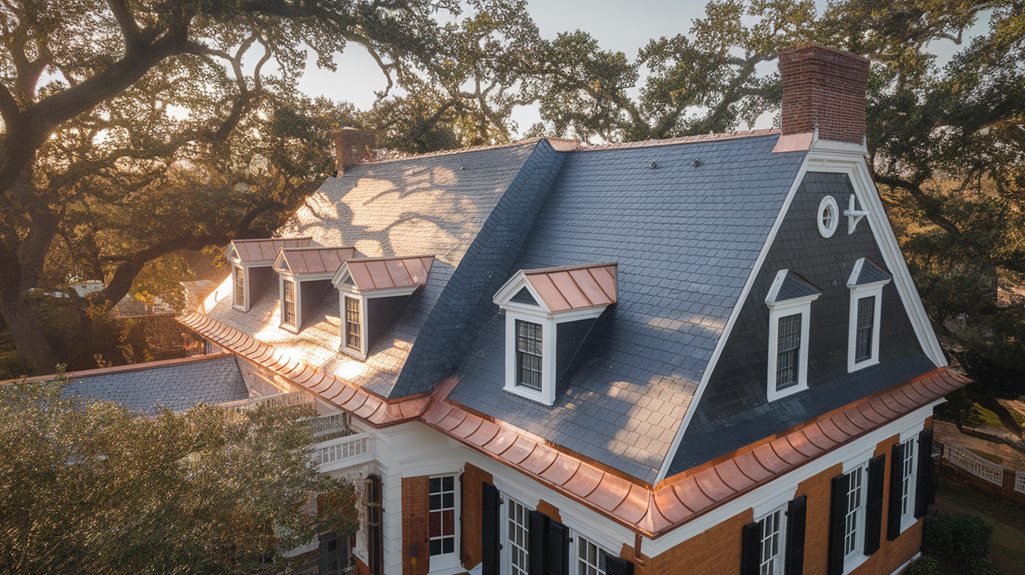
top-left (333, 264), bottom-right (422, 299)
top-left (494, 272), bottom-right (608, 406)
top-left (232, 264), bottom-right (250, 312)
top-left (765, 271), bottom-right (819, 402)
top-left (278, 275), bottom-right (301, 334)
top-left (847, 259), bottom-right (891, 373)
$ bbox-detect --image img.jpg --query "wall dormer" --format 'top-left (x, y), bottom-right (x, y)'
top-left (765, 269), bottom-right (821, 401)
top-left (493, 263), bottom-right (617, 405)
top-left (272, 246), bottom-right (357, 333)
top-left (224, 237), bottom-right (313, 312)
top-left (332, 255), bottom-right (434, 359)
top-left (847, 258), bottom-right (892, 372)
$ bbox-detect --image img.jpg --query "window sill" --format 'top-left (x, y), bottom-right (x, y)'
top-left (843, 552), bottom-right (869, 575)
top-left (899, 515), bottom-right (919, 535)
top-left (848, 357), bottom-right (879, 373)
top-left (232, 303), bottom-right (247, 312)
top-left (767, 382), bottom-right (809, 402)
top-left (503, 383), bottom-right (551, 406)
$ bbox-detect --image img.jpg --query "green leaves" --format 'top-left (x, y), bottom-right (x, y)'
top-left (0, 380), bottom-right (356, 575)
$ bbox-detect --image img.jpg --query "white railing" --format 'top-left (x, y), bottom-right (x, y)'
top-left (944, 444), bottom-right (1005, 486)
top-left (220, 391), bottom-right (315, 413)
top-left (1015, 472), bottom-right (1025, 495)
top-left (306, 413), bottom-right (351, 437)
top-left (313, 432), bottom-right (373, 472)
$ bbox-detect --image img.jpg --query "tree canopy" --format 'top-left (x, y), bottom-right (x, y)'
top-left (0, 377), bottom-right (357, 574)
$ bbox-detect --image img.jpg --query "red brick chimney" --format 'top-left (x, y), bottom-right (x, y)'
top-left (779, 45), bottom-right (869, 144)
top-left (334, 127), bottom-right (376, 176)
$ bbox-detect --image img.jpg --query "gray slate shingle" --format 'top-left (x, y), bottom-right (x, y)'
top-left (62, 355), bottom-right (249, 413)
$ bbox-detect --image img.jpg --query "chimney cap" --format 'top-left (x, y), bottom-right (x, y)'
top-left (779, 43), bottom-right (870, 64)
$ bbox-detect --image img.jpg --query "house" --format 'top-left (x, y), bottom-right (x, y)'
top-left (180, 45), bottom-right (967, 575)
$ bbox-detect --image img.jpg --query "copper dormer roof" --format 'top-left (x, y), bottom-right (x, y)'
top-left (515, 263), bottom-right (618, 312)
top-left (273, 247), bottom-right (358, 278)
top-left (225, 237), bottom-right (313, 266)
top-left (335, 255), bottom-right (435, 293)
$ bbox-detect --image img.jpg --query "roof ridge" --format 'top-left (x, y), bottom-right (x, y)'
top-left (232, 236), bottom-right (312, 243)
top-left (0, 352), bottom-right (236, 385)
top-left (356, 138), bottom-right (553, 167)
top-left (281, 246), bottom-right (355, 252)
top-left (522, 262), bottom-right (618, 275)
top-left (346, 254), bottom-right (435, 263)
top-left (575, 129), bottom-right (780, 152)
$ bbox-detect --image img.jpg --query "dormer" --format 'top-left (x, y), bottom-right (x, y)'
top-left (224, 237), bottom-right (313, 312)
top-left (272, 246), bottom-right (357, 333)
top-left (332, 255), bottom-right (434, 359)
top-left (765, 269), bottom-right (821, 401)
top-left (846, 258), bottom-right (892, 372)
top-left (492, 263), bottom-right (618, 405)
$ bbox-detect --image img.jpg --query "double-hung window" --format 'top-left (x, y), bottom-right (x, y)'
top-left (775, 314), bottom-right (802, 390)
top-left (282, 279), bottom-right (297, 326)
top-left (233, 266), bottom-right (246, 308)
top-left (344, 296), bottom-right (362, 352)
top-left (758, 507), bottom-right (786, 575)
top-left (898, 438), bottom-right (918, 526)
top-left (765, 270), bottom-right (818, 401)
top-left (428, 475), bottom-right (457, 565)
top-left (506, 498), bottom-right (530, 575)
top-left (842, 466), bottom-right (866, 562)
top-left (847, 258), bottom-right (890, 372)
top-left (575, 534), bottom-right (608, 575)
top-left (515, 320), bottom-right (543, 392)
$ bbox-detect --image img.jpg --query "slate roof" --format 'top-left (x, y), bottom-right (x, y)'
top-left (58, 354), bottom-right (249, 413)
top-left (849, 257), bottom-right (892, 286)
top-left (274, 246), bottom-right (358, 277)
top-left (227, 237), bottom-right (312, 265)
top-left (340, 255), bottom-right (435, 292)
top-left (199, 140), bottom-right (554, 397)
top-left (766, 270), bottom-right (821, 303)
top-left (449, 133), bottom-right (807, 483)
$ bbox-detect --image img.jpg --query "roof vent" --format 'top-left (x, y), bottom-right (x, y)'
top-left (648, 161), bottom-right (658, 169)
top-left (691, 159), bottom-right (703, 168)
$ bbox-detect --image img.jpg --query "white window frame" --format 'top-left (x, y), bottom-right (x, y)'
top-left (818, 195), bottom-right (840, 238)
top-left (504, 306), bottom-right (555, 404)
top-left (898, 437), bottom-right (918, 532)
top-left (572, 531), bottom-right (612, 575)
top-left (841, 463), bottom-right (869, 574)
top-left (279, 276), bottom-right (301, 333)
top-left (341, 294), bottom-right (368, 358)
top-left (427, 474), bottom-right (460, 573)
top-left (756, 504), bottom-right (788, 575)
top-left (766, 297), bottom-right (814, 401)
top-left (232, 264), bottom-right (249, 311)
top-left (847, 285), bottom-right (884, 372)
top-left (503, 497), bottom-right (531, 575)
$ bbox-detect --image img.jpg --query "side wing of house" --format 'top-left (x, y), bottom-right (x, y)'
top-left (664, 153), bottom-right (947, 477)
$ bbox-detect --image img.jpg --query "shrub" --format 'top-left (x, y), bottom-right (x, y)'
top-left (906, 555), bottom-right (941, 575)
top-left (923, 511), bottom-right (993, 564)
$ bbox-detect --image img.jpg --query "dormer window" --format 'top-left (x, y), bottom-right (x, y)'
top-left (493, 263), bottom-right (618, 405)
top-left (273, 246), bottom-right (357, 333)
top-left (847, 258), bottom-right (892, 372)
top-left (224, 237), bottom-right (312, 312)
top-left (332, 255), bottom-right (434, 358)
top-left (765, 270), bottom-right (820, 401)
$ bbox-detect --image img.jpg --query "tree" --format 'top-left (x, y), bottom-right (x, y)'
top-left (0, 377), bottom-right (357, 574)
top-left (0, 0), bottom-right (456, 373)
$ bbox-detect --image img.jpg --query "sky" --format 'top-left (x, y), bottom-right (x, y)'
top-left (294, 0), bottom-right (987, 138)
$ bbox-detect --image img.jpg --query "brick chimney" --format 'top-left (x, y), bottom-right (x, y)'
top-left (779, 45), bottom-right (869, 144)
top-left (334, 127), bottom-right (376, 176)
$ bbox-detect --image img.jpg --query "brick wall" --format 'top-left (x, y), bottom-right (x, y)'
top-left (636, 428), bottom-right (925, 574)
top-left (779, 44), bottom-right (869, 144)
top-left (401, 476), bottom-right (430, 575)
top-left (460, 463), bottom-right (493, 570)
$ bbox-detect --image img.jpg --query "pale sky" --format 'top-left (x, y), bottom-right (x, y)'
top-left (294, 0), bottom-right (986, 138)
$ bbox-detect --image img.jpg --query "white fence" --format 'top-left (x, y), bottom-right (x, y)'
top-left (313, 432), bottom-right (373, 472)
top-left (943, 443), bottom-right (1005, 486)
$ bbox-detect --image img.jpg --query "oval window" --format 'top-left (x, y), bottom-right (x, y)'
top-left (818, 195), bottom-right (839, 238)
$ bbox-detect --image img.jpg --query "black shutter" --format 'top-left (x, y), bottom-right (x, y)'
top-left (319, 532), bottom-right (341, 575)
top-left (785, 496), bottom-right (807, 575)
top-left (827, 473), bottom-right (850, 575)
top-left (545, 519), bottom-right (569, 575)
top-left (740, 520), bottom-right (762, 575)
top-left (527, 510), bottom-right (549, 575)
top-left (482, 483), bottom-right (501, 575)
top-left (887, 442), bottom-right (906, 541)
top-left (864, 455), bottom-right (886, 555)
top-left (605, 555), bottom-right (634, 575)
top-left (915, 428), bottom-right (935, 518)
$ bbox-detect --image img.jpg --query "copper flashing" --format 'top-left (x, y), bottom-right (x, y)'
top-left (274, 247), bottom-right (358, 277)
top-left (226, 237), bottom-right (313, 265)
top-left (522, 263), bottom-right (618, 312)
top-left (341, 255), bottom-right (434, 292)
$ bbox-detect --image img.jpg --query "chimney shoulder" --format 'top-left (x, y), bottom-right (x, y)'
top-left (333, 128), bottom-right (376, 176)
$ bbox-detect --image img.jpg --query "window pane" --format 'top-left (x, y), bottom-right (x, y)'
top-left (428, 474), bottom-right (456, 557)
top-left (758, 508), bottom-right (784, 575)
top-left (843, 468), bottom-right (864, 558)
top-left (515, 320), bottom-right (543, 391)
top-left (233, 267), bottom-right (245, 306)
top-left (345, 297), bottom-right (362, 351)
top-left (283, 281), bottom-right (296, 325)
top-left (776, 314), bottom-right (801, 389)
top-left (576, 534), bottom-right (607, 575)
top-left (508, 499), bottom-right (529, 575)
top-left (855, 296), bottom-right (875, 362)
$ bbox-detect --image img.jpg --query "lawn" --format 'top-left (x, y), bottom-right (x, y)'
top-left (933, 479), bottom-right (1025, 575)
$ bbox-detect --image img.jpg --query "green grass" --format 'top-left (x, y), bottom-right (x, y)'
top-left (974, 403), bottom-right (1006, 429)
top-left (934, 479), bottom-right (1025, 575)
